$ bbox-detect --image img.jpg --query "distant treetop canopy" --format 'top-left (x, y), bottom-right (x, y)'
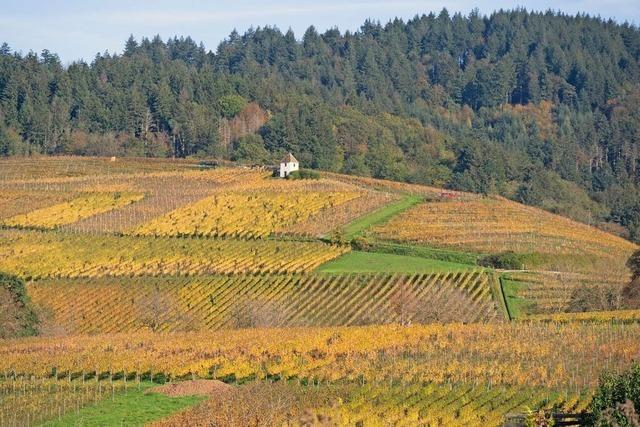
top-left (1, 9), bottom-right (640, 239)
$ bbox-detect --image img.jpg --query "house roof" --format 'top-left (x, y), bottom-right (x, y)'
top-left (280, 152), bottom-right (298, 163)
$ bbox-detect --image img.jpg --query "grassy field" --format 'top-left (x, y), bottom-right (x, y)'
top-left (42, 388), bottom-right (205, 427)
top-left (341, 194), bottom-right (422, 239)
top-left (354, 240), bottom-right (480, 265)
top-left (316, 251), bottom-right (479, 273)
top-left (501, 277), bottom-right (537, 319)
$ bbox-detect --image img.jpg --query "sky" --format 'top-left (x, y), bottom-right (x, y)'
top-left (1, 0), bottom-right (638, 64)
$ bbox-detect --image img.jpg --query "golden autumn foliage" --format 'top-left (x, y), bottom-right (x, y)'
top-left (0, 323), bottom-right (637, 390)
top-left (26, 271), bottom-right (499, 334)
top-left (374, 197), bottom-right (636, 273)
top-left (132, 191), bottom-right (360, 238)
top-left (0, 230), bottom-right (349, 279)
top-left (152, 381), bottom-right (590, 427)
top-left (524, 309), bottom-right (640, 322)
top-left (2, 192), bottom-right (144, 230)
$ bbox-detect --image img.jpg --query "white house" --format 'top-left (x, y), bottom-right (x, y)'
top-left (279, 153), bottom-right (299, 178)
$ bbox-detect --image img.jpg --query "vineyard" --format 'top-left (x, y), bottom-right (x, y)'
top-left (321, 171), bottom-right (477, 200)
top-left (373, 197), bottom-right (637, 273)
top-left (524, 309), bottom-right (640, 322)
top-left (0, 378), bottom-right (137, 426)
top-left (1, 323), bottom-right (637, 389)
top-left (0, 156), bottom-right (201, 182)
top-left (26, 271), bottom-right (499, 333)
top-left (2, 192), bottom-right (144, 230)
top-left (1, 156), bottom-right (639, 425)
top-left (313, 383), bottom-right (590, 427)
top-left (0, 161), bottom-right (396, 237)
top-left (132, 191), bottom-right (360, 238)
top-left (0, 322), bottom-right (636, 424)
top-left (0, 189), bottom-right (75, 221)
top-left (502, 270), bottom-right (630, 315)
top-left (0, 167), bottom-right (269, 233)
top-left (0, 230), bottom-right (348, 278)
top-left (154, 381), bottom-right (590, 427)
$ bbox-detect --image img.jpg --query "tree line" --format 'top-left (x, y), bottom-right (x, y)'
top-left (1, 9), bottom-right (640, 238)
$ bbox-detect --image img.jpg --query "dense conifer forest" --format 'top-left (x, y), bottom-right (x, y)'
top-left (1, 9), bottom-right (640, 239)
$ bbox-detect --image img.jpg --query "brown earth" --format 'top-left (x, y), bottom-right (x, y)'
top-left (147, 379), bottom-right (232, 397)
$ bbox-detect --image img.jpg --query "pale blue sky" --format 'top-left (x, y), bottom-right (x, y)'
top-left (1, 0), bottom-right (638, 63)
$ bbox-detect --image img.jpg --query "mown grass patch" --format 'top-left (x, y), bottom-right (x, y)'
top-left (316, 251), bottom-right (478, 273)
top-left (42, 387), bottom-right (205, 427)
top-left (353, 240), bottom-right (479, 266)
top-left (501, 277), bottom-right (536, 319)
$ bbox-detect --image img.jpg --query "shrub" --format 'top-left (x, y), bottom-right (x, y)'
top-left (621, 278), bottom-right (640, 309)
top-left (622, 250), bottom-right (640, 308)
top-left (626, 250), bottom-right (640, 278)
top-left (478, 252), bottom-right (526, 270)
top-left (286, 169), bottom-right (320, 180)
top-left (350, 237), bottom-right (373, 251)
top-left (589, 363), bottom-right (640, 426)
top-left (568, 285), bottom-right (623, 313)
top-left (0, 272), bottom-right (39, 338)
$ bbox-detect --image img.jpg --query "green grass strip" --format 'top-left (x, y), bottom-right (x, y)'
top-left (41, 387), bottom-right (206, 427)
top-left (491, 273), bottom-right (511, 321)
top-left (500, 276), bottom-right (536, 320)
top-left (316, 251), bottom-right (478, 273)
top-left (341, 195), bottom-right (422, 239)
top-left (357, 240), bottom-right (479, 266)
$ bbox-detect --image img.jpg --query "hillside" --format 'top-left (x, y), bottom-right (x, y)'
top-left (373, 196), bottom-right (636, 274)
top-left (0, 156), bottom-right (635, 324)
top-left (2, 10), bottom-right (640, 240)
top-left (1, 156), bottom-right (639, 424)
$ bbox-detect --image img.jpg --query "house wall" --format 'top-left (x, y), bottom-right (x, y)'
top-left (279, 161), bottom-right (299, 177)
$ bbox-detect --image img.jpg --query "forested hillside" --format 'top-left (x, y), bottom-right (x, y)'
top-left (1, 9), bottom-right (640, 239)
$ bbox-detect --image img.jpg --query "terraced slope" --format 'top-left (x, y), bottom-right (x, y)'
top-left (27, 271), bottom-right (500, 333)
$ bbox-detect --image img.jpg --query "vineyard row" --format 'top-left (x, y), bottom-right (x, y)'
top-left (27, 271), bottom-right (499, 334)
